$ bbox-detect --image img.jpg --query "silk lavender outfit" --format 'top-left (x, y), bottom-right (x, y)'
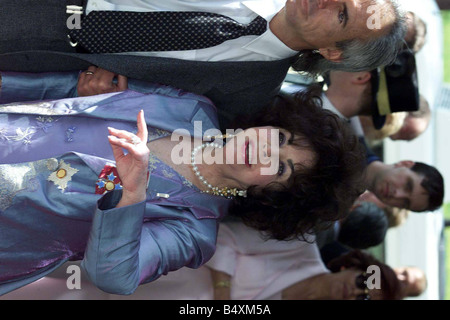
top-left (0, 87), bottom-right (231, 295)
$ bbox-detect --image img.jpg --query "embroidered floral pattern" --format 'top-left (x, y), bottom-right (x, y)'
top-left (148, 152), bottom-right (161, 173)
top-left (162, 169), bottom-right (175, 179)
top-left (148, 127), bottom-right (171, 142)
top-left (65, 126), bottom-right (77, 142)
top-left (0, 128), bottom-right (7, 141)
top-left (35, 116), bottom-right (56, 133)
top-left (182, 179), bottom-right (194, 188)
top-left (0, 101), bottom-right (68, 115)
top-left (0, 127), bottom-right (37, 145)
top-left (148, 152), bottom-right (197, 192)
top-left (0, 159), bottom-right (50, 211)
top-left (0, 116), bottom-right (60, 145)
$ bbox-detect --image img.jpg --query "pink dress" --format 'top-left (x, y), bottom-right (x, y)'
top-left (1, 221), bottom-right (328, 300)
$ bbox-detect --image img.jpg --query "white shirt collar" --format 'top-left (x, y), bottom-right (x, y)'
top-left (241, 0), bottom-right (298, 59)
top-left (321, 92), bottom-right (349, 120)
top-left (242, 0), bottom-right (285, 20)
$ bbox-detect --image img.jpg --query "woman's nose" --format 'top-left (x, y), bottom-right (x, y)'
top-left (263, 142), bottom-right (280, 160)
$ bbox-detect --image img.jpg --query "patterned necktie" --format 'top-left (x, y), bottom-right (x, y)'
top-left (68, 11), bottom-right (267, 53)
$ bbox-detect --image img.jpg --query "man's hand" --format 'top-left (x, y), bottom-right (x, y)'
top-left (77, 66), bottom-right (128, 96)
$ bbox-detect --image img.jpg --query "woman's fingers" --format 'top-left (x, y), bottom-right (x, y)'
top-left (108, 111), bottom-right (148, 144)
top-left (108, 136), bottom-right (126, 161)
top-left (108, 127), bottom-right (140, 142)
top-left (107, 111), bottom-right (149, 165)
top-left (107, 128), bottom-right (148, 161)
top-left (136, 110), bottom-right (148, 142)
top-left (107, 134), bottom-right (136, 152)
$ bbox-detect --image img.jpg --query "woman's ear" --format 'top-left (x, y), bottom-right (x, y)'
top-left (318, 48), bottom-right (343, 62)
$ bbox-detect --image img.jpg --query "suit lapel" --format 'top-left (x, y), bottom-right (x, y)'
top-left (0, 51), bottom-right (294, 129)
top-left (0, 51), bottom-right (293, 93)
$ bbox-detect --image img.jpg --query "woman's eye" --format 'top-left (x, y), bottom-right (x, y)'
top-left (277, 162), bottom-right (285, 176)
top-left (279, 132), bottom-right (286, 146)
top-left (339, 11), bottom-right (345, 24)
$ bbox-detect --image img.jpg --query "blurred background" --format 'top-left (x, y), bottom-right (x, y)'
top-left (382, 0), bottom-right (449, 300)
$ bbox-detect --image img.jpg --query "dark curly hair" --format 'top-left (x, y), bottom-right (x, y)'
top-left (410, 162), bottom-right (445, 212)
top-left (227, 86), bottom-right (367, 241)
top-left (327, 250), bottom-right (403, 300)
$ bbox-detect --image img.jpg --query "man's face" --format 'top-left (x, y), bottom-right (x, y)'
top-left (394, 267), bottom-right (427, 297)
top-left (284, 0), bottom-right (396, 55)
top-left (372, 162), bottom-right (429, 211)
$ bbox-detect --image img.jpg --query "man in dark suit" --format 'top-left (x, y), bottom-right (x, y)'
top-left (0, 0), bottom-right (406, 127)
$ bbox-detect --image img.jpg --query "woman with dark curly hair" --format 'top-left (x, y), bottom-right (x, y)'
top-left (229, 87), bottom-right (367, 240)
top-left (0, 84), bottom-right (365, 296)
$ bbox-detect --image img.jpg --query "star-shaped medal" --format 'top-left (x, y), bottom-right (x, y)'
top-left (47, 160), bottom-right (79, 191)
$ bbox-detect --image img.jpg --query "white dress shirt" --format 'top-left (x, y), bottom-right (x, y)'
top-left (85, 0), bottom-right (298, 61)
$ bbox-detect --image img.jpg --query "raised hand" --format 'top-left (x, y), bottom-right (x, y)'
top-left (107, 110), bottom-right (149, 207)
top-left (78, 66), bottom-right (128, 96)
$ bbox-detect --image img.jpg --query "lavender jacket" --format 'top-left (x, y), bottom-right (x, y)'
top-left (0, 87), bottom-right (231, 295)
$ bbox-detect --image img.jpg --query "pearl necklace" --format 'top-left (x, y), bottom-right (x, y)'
top-left (191, 136), bottom-right (247, 198)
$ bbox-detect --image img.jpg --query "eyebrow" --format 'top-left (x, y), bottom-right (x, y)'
top-left (343, 3), bottom-right (349, 28)
top-left (287, 131), bottom-right (295, 145)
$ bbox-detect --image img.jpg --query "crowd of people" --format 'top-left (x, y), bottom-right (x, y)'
top-left (0, 0), bottom-right (446, 300)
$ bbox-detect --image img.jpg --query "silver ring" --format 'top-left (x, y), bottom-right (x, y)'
top-left (85, 71), bottom-right (94, 75)
top-left (130, 135), bottom-right (141, 145)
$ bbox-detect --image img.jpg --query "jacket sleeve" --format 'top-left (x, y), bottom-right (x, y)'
top-left (81, 190), bottom-right (218, 295)
top-left (0, 71), bottom-right (79, 103)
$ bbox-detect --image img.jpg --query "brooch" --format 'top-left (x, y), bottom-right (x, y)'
top-left (47, 159), bottom-right (79, 191)
top-left (95, 164), bottom-right (123, 194)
